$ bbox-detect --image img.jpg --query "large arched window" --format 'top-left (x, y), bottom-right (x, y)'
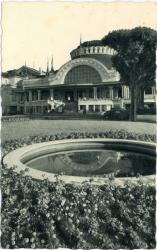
top-left (64, 65), bottom-right (101, 84)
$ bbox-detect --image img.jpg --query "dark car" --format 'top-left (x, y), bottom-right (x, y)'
top-left (103, 108), bottom-right (129, 120)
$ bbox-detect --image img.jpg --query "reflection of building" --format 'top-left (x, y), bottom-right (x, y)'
top-left (2, 40), bottom-right (156, 115)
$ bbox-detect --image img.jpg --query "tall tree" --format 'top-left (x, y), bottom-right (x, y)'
top-left (102, 27), bottom-right (157, 121)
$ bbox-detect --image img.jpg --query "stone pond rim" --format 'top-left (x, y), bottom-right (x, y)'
top-left (3, 139), bottom-right (156, 186)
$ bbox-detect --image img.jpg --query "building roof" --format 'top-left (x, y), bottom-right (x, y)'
top-left (2, 65), bottom-right (42, 78)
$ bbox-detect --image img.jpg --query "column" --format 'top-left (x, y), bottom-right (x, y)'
top-left (102, 88), bottom-right (106, 98)
top-left (127, 87), bottom-right (130, 99)
top-left (114, 87), bottom-right (118, 99)
top-left (151, 87), bottom-right (154, 95)
top-left (74, 89), bottom-right (78, 101)
top-left (152, 87), bottom-right (155, 96)
top-left (23, 92), bottom-right (26, 102)
top-left (82, 90), bottom-right (87, 99)
top-left (109, 86), bottom-right (113, 99)
top-left (86, 89), bottom-right (89, 99)
top-left (29, 90), bottom-right (32, 101)
top-left (50, 89), bottom-right (54, 100)
top-left (37, 90), bottom-right (41, 100)
top-left (125, 87), bottom-right (127, 98)
top-left (122, 86), bottom-right (126, 99)
top-left (86, 105), bottom-right (89, 112)
top-left (24, 105), bottom-right (27, 114)
top-left (35, 106), bottom-right (37, 114)
top-left (93, 87), bottom-right (97, 99)
top-left (41, 106), bottom-right (44, 114)
top-left (125, 87), bottom-right (127, 99)
top-left (122, 86), bottom-right (124, 98)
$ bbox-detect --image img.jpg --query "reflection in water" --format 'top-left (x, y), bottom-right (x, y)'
top-left (26, 149), bottom-right (155, 178)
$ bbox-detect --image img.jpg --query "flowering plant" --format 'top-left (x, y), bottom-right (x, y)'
top-left (1, 129), bottom-right (156, 248)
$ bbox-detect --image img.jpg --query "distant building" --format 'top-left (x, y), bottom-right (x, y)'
top-left (1, 65), bottom-right (45, 115)
top-left (1, 41), bottom-right (156, 115)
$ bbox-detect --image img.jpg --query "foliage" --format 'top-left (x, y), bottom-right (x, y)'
top-left (2, 129), bottom-right (156, 157)
top-left (79, 40), bottom-right (103, 48)
top-left (102, 27), bottom-right (157, 121)
top-left (102, 27), bottom-right (157, 86)
top-left (1, 129), bottom-right (156, 249)
top-left (1, 170), bottom-right (156, 249)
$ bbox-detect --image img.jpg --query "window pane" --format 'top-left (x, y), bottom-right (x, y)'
top-left (64, 65), bottom-right (101, 84)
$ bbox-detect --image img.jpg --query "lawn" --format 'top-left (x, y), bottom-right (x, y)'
top-left (2, 119), bottom-right (156, 142)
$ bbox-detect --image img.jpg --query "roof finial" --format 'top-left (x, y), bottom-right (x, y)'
top-left (51, 55), bottom-right (54, 72)
top-left (80, 34), bottom-right (82, 47)
top-left (25, 61), bottom-right (27, 67)
top-left (46, 57), bottom-right (49, 76)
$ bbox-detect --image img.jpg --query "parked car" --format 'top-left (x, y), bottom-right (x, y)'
top-left (103, 108), bottom-right (129, 120)
top-left (100, 111), bottom-right (107, 116)
top-left (137, 106), bottom-right (156, 115)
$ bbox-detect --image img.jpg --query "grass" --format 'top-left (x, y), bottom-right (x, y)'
top-left (137, 114), bottom-right (156, 123)
top-left (2, 119), bottom-right (155, 142)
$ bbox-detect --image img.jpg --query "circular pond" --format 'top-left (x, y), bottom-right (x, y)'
top-left (3, 139), bottom-right (156, 185)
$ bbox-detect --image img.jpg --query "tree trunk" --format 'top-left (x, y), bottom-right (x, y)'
top-left (130, 84), bottom-right (137, 121)
top-left (138, 87), bottom-right (144, 110)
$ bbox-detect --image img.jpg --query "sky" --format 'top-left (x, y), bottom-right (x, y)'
top-left (2, 2), bottom-right (157, 72)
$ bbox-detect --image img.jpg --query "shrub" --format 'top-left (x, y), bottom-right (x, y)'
top-left (1, 171), bottom-right (156, 249)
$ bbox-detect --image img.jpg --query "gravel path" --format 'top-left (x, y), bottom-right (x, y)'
top-left (2, 119), bottom-right (155, 142)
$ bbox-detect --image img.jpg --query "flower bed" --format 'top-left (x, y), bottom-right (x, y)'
top-left (2, 129), bottom-right (156, 157)
top-left (2, 115), bottom-right (30, 122)
top-left (1, 129), bottom-right (156, 249)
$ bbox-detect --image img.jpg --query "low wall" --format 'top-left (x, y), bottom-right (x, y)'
top-left (3, 139), bottom-right (156, 186)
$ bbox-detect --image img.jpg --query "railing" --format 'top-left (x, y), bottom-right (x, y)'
top-left (144, 94), bottom-right (156, 99)
top-left (25, 100), bottom-right (48, 105)
top-left (79, 97), bottom-right (122, 101)
top-left (70, 46), bottom-right (117, 59)
top-left (78, 98), bottom-right (123, 103)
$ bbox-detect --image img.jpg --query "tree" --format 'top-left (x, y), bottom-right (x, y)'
top-left (102, 27), bottom-right (157, 121)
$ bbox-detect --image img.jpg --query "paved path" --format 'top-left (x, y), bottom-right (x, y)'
top-left (2, 119), bottom-right (155, 142)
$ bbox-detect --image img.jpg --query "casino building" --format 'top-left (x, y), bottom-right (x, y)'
top-left (2, 40), bottom-right (156, 115)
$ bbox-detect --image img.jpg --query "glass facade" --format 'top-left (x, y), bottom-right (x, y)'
top-left (64, 65), bottom-right (101, 84)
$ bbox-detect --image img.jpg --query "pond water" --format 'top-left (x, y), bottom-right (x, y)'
top-left (26, 149), bottom-right (155, 178)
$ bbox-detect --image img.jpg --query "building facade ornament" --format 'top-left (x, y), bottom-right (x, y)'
top-left (50, 57), bottom-right (119, 85)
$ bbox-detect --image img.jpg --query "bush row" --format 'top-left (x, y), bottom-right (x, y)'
top-left (2, 129), bottom-right (156, 158)
top-left (2, 116), bottom-right (30, 122)
top-left (1, 170), bottom-right (156, 249)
